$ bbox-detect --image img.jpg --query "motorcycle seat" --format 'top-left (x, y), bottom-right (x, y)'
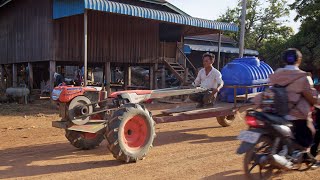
top-left (261, 113), bottom-right (293, 126)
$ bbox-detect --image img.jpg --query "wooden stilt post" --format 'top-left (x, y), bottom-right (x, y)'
top-left (124, 65), bottom-right (131, 90)
top-left (12, 64), bottom-right (17, 87)
top-left (161, 66), bottom-right (166, 88)
top-left (217, 31), bottom-right (222, 70)
top-left (49, 60), bottom-right (56, 91)
top-left (0, 64), bottom-right (4, 89)
top-left (184, 68), bottom-right (189, 85)
top-left (154, 63), bottom-right (158, 89)
top-left (84, 10), bottom-right (88, 86)
top-left (28, 62), bottom-right (33, 90)
top-left (104, 62), bottom-right (111, 95)
top-left (149, 65), bottom-right (154, 90)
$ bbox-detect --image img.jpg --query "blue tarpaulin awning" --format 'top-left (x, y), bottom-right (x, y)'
top-left (53, 0), bottom-right (238, 32)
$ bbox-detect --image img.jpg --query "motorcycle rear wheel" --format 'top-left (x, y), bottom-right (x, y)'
top-left (244, 136), bottom-right (274, 180)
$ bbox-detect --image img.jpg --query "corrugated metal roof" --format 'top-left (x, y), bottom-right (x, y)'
top-left (186, 34), bottom-right (237, 44)
top-left (139, 0), bottom-right (190, 16)
top-left (53, 0), bottom-right (238, 32)
top-left (185, 44), bottom-right (259, 55)
top-left (84, 0), bottom-right (238, 32)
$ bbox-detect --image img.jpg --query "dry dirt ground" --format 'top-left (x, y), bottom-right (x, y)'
top-left (1, 100), bottom-right (320, 180)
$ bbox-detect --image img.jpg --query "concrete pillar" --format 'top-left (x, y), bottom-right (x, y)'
top-left (12, 64), bottom-right (17, 87)
top-left (104, 62), bottom-right (111, 95)
top-left (149, 65), bottom-right (154, 90)
top-left (0, 64), bottom-right (4, 89)
top-left (124, 65), bottom-right (131, 89)
top-left (28, 62), bottom-right (33, 90)
top-left (49, 60), bottom-right (56, 91)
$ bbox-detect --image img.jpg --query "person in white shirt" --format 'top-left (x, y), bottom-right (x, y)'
top-left (190, 53), bottom-right (224, 107)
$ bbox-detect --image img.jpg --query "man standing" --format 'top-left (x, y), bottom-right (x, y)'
top-left (53, 72), bottom-right (64, 87)
top-left (190, 53), bottom-right (224, 107)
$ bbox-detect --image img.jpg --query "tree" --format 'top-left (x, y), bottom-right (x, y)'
top-left (219, 0), bottom-right (293, 49)
top-left (290, 0), bottom-right (320, 21)
top-left (218, 0), bottom-right (294, 68)
top-left (288, 0), bottom-right (320, 72)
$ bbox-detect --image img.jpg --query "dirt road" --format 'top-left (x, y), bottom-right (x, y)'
top-left (1, 100), bottom-right (320, 179)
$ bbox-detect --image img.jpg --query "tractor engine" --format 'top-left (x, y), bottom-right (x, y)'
top-left (52, 85), bottom-right (104, 125)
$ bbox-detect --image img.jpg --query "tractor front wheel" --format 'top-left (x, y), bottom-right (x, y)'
top-left (105, 104), bottom-right (156, 163)
top-left (217, 115), bottom-right (235, 127)
top-left (65, 130), bottom-right (105, 150)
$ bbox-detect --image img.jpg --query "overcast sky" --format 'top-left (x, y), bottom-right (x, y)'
top-left (167, 0), bottom-right (301, 33)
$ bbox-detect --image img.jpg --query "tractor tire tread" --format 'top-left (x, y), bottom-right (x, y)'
top-left (65, 130), bottom-right (105, 150)
top-left (105, 103), bottom-right (156, 163)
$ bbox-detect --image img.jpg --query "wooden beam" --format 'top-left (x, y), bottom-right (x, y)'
top-left (84, 10), bottom-right (88, 86)
top-left (28, 62), bottom-right (33, 90)
top-left (49, 60), bottom-right (56, 91)
top-left (12, 64), bottom-right (17, 87)
top-left (104, 62), bottom-right (111, 95)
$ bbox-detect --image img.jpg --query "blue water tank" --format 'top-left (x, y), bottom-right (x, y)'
top-left (220, 57), bottom-right (274, 102)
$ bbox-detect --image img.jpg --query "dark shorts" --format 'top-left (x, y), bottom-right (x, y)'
top-left (291, 120), bottom-right (314, 148)
top-left (311, 108), bottom-right (320, 156)
top-left (189, 91), bottom-right (216, 105)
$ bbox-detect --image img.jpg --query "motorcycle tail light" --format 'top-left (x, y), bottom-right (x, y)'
top-left (245, 115), bottom-right (265, 127)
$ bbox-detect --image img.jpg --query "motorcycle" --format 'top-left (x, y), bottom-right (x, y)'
top-left (311, 106), bottom-right (320, 157)
top-left (237, 109), bottom-right (316, 179)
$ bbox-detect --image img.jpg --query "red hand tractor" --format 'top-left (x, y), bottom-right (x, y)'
top-left (51, 85), bottom-right (207, 163)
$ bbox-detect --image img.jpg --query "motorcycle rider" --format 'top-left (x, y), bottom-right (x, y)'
top-left (254, 48), bottom-right (318, 163)
top-left (311, 107), bottom-right (320, 162)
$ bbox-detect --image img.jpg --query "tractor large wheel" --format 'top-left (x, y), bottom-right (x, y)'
top-left (217, 115), bottom-right (235, 127)
top-left (65, 130), bottom-right (105, 150)
top-left (105, 104), bottom-right (156, 163)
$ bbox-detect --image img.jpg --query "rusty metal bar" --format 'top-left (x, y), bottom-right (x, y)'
top-left (224, 84), bottom-right (269, 89)
top-left (153, 103), bottom-right (255, 124)
top-left (224, 84), bottom-right (269, 108)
